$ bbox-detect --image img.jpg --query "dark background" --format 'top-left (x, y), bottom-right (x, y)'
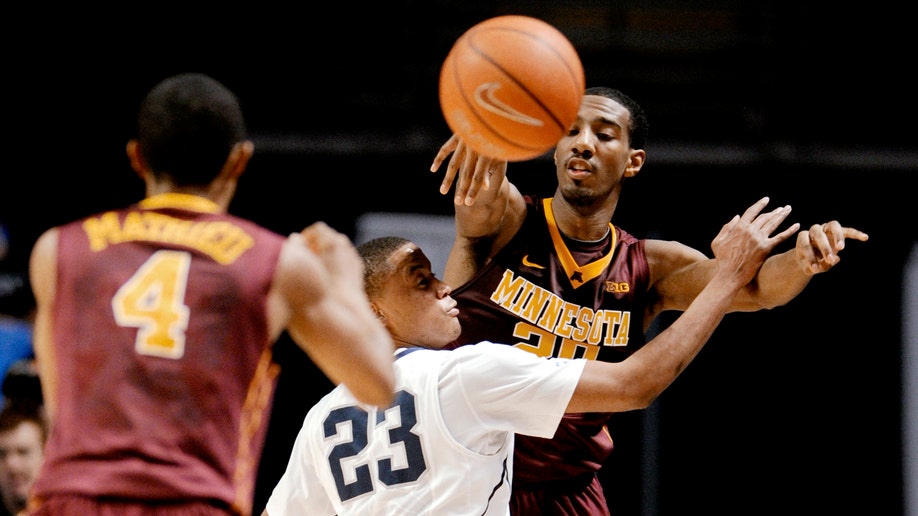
top-left (3, 2), bottom-right (915, 515)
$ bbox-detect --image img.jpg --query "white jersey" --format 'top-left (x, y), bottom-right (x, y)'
top-left (264, 342), bottom-right (585, 515)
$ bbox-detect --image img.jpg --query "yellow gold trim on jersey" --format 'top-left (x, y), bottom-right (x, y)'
top-left (139, 193), bottom-right (223, 214)
top-left (233, 347), bottom-right (280, 515)
top-left (543, 198), bottom-right (616, 289)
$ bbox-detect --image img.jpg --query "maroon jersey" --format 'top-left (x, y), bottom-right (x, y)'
top-left (31, 193), bottom-right (285, 515)
top-left (449, 196), bottom-right (650, 509)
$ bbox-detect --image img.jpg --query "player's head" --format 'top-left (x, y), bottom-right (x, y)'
top-left (583, 86), bottom-right (648, 150)
top-left (135, 73), bottom-right (247, 186)
top-left (357, 236), bottom-right (461, 349)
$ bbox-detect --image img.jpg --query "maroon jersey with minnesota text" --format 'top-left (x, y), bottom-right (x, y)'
top-left (449, 196), bottom-right (650, 498)
top-left (31, 193), bottom-right (285, 515)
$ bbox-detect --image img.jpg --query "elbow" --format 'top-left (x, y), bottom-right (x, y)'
top-left (751, 297), bottom-right (785, 311)
top-left (621, 373), bottom-right (669, 410)
top-left (362, 391), bottom-right (396, 408)
top-left (630, 391), bottom-right (659, 410)
top-left (354, 376), bottom-right (396, 408)
top-left (613, 383), bottom-right (661, 412)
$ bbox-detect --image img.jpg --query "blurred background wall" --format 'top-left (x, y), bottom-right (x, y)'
top-left (3, 2), bottom-right (914, 514)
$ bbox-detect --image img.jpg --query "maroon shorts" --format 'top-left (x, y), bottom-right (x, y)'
top-left (25, 495), bottom-right (239, 516)
top-left (510, 473), bottom-right (610, 515)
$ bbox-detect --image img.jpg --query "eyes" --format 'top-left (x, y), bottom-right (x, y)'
top-left (413, 269), bottom-right (437, 290)
top-left (566, 126), bottom-right (617, 142)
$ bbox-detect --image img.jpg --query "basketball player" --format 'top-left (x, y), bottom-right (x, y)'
top-left (24, 73), bottom-right (395, 516)
top-left (428, 86), bottom-right (869, 514)
top-left (262, 197), bottom-right (796, 515)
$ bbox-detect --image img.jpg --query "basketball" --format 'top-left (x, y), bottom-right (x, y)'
top-left (438, 15), bottom-right (585, 162)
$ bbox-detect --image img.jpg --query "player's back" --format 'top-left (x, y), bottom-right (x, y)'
top-left (32, 194), bottom-right (285, 511)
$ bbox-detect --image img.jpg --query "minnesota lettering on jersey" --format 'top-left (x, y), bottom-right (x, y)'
top-left (490, 269), bottom-right (630, 360)
top-left (82, 211), bottom-right (254, 265)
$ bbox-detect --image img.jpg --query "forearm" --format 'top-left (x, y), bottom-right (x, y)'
top-left (740, 249), bottom-right (812, 311)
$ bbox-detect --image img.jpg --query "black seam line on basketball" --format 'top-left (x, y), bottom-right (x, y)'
top-left (469, 26), bottom-right (576, 132)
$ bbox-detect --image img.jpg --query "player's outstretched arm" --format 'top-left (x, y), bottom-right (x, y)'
top-left (738, 217), bottom-right (869, 311)
top-left (650, 198), bottom-right (869, 315)
top-left (569, 198), bottom-right (794, 413)
top-left (277, 222), bottom-right (395, 408)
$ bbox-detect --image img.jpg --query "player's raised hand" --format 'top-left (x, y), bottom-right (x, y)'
top-left (299, 221), bottom-right (365, 291)
top-left (430, 134), bottom-right (507, 206)
top-left (710, 197), bottom-right (799, 287)
top-left (795, 220), bottom-right (869, 274)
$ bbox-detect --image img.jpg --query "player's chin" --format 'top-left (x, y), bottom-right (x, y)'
top-left (446, 319), bottom-right (462, 341)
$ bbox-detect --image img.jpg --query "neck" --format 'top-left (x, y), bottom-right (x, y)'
top-left (550, 195), bottom-right (617, 241)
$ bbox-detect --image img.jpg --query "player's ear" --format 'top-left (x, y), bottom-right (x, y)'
top-left (369, 303), bottom-right (387, 323)
top-left (624, 148), bottom-right (645, 178)
top-left (222, 140), bottom-right (254, 180)
top-left (125, 140), bottom-right (148, 179)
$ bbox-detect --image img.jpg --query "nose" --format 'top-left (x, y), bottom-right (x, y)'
top-left (571, 130), bottom-right (594, 159)
top-left (437, 279), bottom-right (452, 298)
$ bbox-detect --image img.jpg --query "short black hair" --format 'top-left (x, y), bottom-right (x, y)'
top-left (583, 86), bottom-right (648, 150)
top-left (137, 73), bottom-right (246, 186)
top-left (356, 236), bottom-right (411, 299)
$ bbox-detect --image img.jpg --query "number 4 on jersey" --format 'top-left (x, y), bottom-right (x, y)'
top-left (112, 250), bottom-right (191, 359)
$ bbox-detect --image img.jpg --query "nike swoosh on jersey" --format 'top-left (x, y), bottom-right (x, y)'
top-left (474, 83), bottom-right (544, 127)
top-left (521, 255), bottom-right (546, 269)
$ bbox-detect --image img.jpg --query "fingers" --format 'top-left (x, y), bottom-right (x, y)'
top-left (842, 227), bottom-right (870, 242)
top-left (770, 222), bottom-right (801, 245)
top-left (796, 221), bottom-right (868, 274)
top-left (440, 152), bottom-right (461, 196)
top-left (453, 143), bottom-right (478, 204)
top-left (431, 134), bottom-right (508, 207)
top-left (430, 134), bottom-right (460, 173)
top-left (739, 196), bottom-right (771, 222)
top-left (755, 205), bottom-right (792, 235)
top-left (737, 197), bottom-right (794, 240)
top-left (300, 221), bottom-right (345, 254)
top-left (458, 156), bottom-right (504, 206)
top-left (795, 230), bottom-right (823, 273)
top-left (433, 136), bottom-right (462, 196)
top-left (824, 221), bottom-right (870, 249)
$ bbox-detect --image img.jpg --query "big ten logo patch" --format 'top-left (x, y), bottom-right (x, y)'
top-left (605, 281), bottom-right (630, 294)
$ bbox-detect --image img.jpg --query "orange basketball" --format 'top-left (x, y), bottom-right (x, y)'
top-left (439, 15), bottom-right (585, 162)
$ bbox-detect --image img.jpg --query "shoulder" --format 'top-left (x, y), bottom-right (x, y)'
top-left (448, 342), bottom-right (563, 374)
top-left (451, 341), bottom-right (533, 361)
top-left (223, 212), bottom-right (283, 237)
top-left (29, 227), bottom-right (59, 276)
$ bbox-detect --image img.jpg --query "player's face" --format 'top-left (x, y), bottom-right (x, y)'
top-left (377, 243), bottom-right (461, 349)
top-left (553, 95), bottom-right (637, 207)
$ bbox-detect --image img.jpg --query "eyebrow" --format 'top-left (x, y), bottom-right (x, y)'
top-left (595, 116), bottom-right (621, 128)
